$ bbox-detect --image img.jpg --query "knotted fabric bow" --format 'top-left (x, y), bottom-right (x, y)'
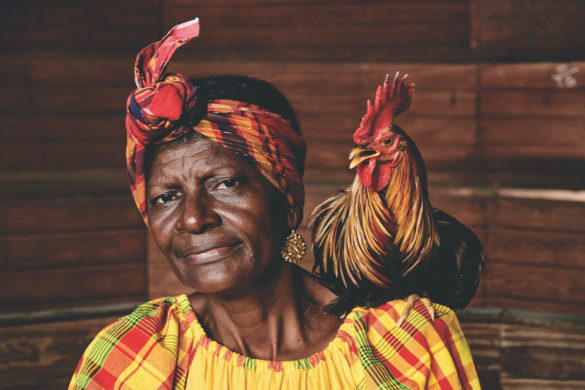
top-left (125, 19), bottom-right (306, 229)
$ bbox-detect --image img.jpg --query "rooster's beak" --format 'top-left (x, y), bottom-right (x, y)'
top-left (349, 146), bottom-right (380, 169)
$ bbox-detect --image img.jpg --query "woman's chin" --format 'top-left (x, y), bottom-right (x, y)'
top-left (170, 255), bottom-right (265, 294)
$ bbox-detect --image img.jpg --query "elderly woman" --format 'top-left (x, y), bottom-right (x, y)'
top-left (70, 20), bottom-right (480, 389)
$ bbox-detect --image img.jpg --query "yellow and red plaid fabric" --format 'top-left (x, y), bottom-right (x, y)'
top-left (70, 295), bottom-right (480, 389)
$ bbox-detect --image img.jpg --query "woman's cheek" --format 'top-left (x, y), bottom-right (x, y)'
top-left (148, 212), bottom-right (176, 255)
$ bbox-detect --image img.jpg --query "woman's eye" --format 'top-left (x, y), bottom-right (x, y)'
top-left (217, 178), bottom-right (239, 189)
top-left (154, 192), bottom-right (177, 204)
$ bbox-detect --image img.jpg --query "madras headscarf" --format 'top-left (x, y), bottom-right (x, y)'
top-left (125, 19), bottom-right (306, 229)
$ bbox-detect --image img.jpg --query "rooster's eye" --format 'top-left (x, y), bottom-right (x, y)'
top-left (383, 136), bottom-right (393, 146)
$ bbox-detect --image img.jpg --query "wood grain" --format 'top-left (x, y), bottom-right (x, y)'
top-left (0, 263), bottom-right (147, 313)
top-left (1, 1), bottom-right (160, 52)
top-left (0, 316), bottom-right (118, 390)
top-left (471, 0), bottom-right (585, 61)
top-left (0, 229), bottom-right (146, 271)
top-left (0, 195), bottom-right (142, 235)
top-left (163, 1), bottom-right (470, 62)
top-left (1, 3), bottom-right (585, 387)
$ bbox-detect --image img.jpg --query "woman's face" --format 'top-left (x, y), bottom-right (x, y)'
top-left (146, 136), bottom-right (288, 294)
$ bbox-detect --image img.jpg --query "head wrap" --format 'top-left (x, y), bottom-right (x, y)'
top-left (125, 19), bottom-right (306, 229)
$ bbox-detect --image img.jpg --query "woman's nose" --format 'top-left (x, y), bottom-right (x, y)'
top-left (176, 192), bottom-right (220, 234)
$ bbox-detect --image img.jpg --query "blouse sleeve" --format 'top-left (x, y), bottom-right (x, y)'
top-left (361, 299), bottom-right (481, 390)
top-left (69, 298), bottom-right (182, 390)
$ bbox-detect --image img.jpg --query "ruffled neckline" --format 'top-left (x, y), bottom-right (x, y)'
top-left (173, 293), bottom-right (361, 371)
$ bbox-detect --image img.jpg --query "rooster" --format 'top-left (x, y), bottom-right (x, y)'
top-left (309, 73), bottom-right (484, 319)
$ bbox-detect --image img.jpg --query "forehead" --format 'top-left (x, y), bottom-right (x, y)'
top-left (148, 136), bottom-right (256, 181)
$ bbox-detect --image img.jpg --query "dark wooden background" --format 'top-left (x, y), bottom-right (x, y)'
top-left (1, 0), bottom-right (584, 388)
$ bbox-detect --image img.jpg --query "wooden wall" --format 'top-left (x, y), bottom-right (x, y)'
top-left (1, 1), bottom-right (584, 388)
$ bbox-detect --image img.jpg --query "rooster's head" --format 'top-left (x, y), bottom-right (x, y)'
top-left (349, 73), bottom-right (414, 191)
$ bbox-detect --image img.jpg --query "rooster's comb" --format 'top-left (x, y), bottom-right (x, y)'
top-left (353, 72), bottom-right (414, 145)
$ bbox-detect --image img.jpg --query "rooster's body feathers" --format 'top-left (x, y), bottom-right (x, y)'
top-left (310, 73), bottom-right (483, 316)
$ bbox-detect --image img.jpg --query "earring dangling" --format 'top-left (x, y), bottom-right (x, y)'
top-left (281, 230), bottom-right (306, 264)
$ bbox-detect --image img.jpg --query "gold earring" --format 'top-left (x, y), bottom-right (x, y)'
top-left (281, 230), bottom-right (306, 264)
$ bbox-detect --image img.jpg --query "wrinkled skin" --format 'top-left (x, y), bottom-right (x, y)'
top-left (146, 137), bottom-right (288, 293)
top-left (146, 137), bottom-right (342, 361)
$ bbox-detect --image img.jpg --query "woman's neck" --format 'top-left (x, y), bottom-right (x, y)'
top-left (191, 263), bottom-right (341, 361)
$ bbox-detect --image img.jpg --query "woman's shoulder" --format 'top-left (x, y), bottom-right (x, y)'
top-left (106, 295), bottom-right (192, 331)
top-left (348, 299), bottom-right (479, 389)
top-left (349, 298), bottom-right (466, 349)
top-left (69, 295), bottom-right (194, 389)
top-left (365, 297), bottom-right (457, 325)
top-left (109, 295), bottom-right (195, 338)
top-left (82, 295), bottom-right (193, 354)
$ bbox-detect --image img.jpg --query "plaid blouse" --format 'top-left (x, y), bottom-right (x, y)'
top-left (70, 295), bottom-right (480, 389)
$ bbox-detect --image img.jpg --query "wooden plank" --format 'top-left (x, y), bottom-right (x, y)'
top-left (289, 91), bottom-right (476, 117)
top-left (304, 168), bottom-right (357, 185)
top-left (166, 0), bottom-right (470, 5)
top-left (482, 145), bottom-right (585, 173)
top-left (0, 196), bottom-right (142, 235)
top-left (0, 229), bottom-right (146, 271)
top-left (486, 262), bottom-right (585, 306)
top-left (431, 189), bottom-right (487, 227)
top-left (487, 296), bottom-right (585, 318)
top-left (0, 85), bottom-right (128, 114)
top-left (0, 83), bottom-right (31, 113)
top-left (459, 320), bottom-right (585, 389)
top-left (488, 194), bottom-right (585, 232)
top-left (0, 114), bottom-right (125, 141)
top-left (480, 118), bottom-right (585, 146)
top-left (174, 24), bottom-right (469, 48)
top-left (170, 44), bottom-right (472, 63)
top-left (1, 57), bottom-right (476, 94)
top-left (0, 316), bottom-right (118, 390)
top-left (399, 117), bottom-right (477, 145)
top-left (0, 140), bottom-right (124, 170)
top-left (500, 324), bottom-right (585, 381)
top-left (0, 57), bottom-right (132, 87)
top-left (481, 62), bottom-right (585, 89)
top-left (500, 379), bottom-right (585, 390)
top-left (471, 0), bottom-right (585, 61)
top-left (481, 90), bottom-right (585, 117)
top-left (161, 2), bottom-right (471, 62)
top-left (32, 86), bottom-right (129, 114)
top-left (0, 263), bottom-right (146, 313)
top-left (27, 59), bottom-right (134, 87)
top-left (171, 62), bottom-right (477, 92)
top-left (0, 171), bottom-right (129, 202)
top-left (1, 0), bottom-right (160, 51)
top-left (487, 228), bottom-right (585, 268)
top-left (167, 3), bottom-right (469, 28)
top-left (482, 172), bottom-right (585, 190)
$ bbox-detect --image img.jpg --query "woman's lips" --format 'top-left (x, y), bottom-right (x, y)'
top-left (178, 243), bottom-right (242, 265)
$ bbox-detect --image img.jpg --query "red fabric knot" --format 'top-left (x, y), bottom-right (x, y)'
top-left (128, 73), bottom-right (197, 145)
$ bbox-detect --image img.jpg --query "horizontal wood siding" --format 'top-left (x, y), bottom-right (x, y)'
top-left (1, 2), bottom-right (584, 388)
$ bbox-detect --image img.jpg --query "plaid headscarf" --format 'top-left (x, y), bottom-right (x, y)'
top-left (125, 19), bottom-right (306, 229)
